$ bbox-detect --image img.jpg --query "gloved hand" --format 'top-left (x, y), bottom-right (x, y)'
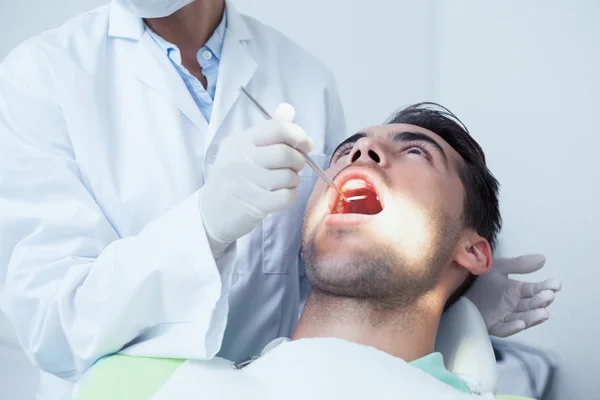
top-left (466, 254), bottom-right (562, 338)
top-left (199, 103), bottom-right (313, 256)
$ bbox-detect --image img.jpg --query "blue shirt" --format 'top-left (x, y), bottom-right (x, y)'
top-left (145, 12), bottom-right (227, 123)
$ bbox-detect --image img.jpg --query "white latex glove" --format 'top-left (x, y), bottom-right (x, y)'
top-left (466, 254), bottom-right (562, 338)
top-left (200, 103), bottom-right (312, 255)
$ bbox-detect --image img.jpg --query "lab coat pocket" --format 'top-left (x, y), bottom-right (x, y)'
top-left (262, 153), bottom-right (327, 274)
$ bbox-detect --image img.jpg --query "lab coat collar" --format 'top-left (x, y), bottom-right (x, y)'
top-left (206, 0), bottom-right (257, 144)
top-left (223, 0), bottom-right (252, 42)
top-left (107, 0), bottom-right (256, 134)
top-left (108, 1), bottom-right (145, 40)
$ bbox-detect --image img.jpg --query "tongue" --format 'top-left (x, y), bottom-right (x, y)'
top-left (343, 189), bottom-right (382, 215)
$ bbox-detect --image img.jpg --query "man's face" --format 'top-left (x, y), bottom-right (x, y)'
top-left (302, 124), bottom-right (468, 306)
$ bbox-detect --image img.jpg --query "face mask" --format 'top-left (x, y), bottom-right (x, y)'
top-left (117, 0), bottom-right (195, 18)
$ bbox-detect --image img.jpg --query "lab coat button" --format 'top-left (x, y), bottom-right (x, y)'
top-left (202, 50), bottom-right (212, 60)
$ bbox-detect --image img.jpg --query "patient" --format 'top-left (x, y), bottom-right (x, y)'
top-left (291, 101), bottom-right (500, 391)
top-left (73, 103), bottom-right (509, 400)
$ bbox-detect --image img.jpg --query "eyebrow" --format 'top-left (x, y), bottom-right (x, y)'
top-left (388, 131), bottom-right (448, 168)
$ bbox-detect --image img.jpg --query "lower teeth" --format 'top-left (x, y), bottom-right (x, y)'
top-left (336, 198), bottom-right (344, 213)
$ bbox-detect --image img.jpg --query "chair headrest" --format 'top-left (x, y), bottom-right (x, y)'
top-left (435, 297), bottom-right (497, 394)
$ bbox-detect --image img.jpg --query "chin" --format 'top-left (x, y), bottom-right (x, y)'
top-left (305, 257), bottom-right (376, 297)
top-left (303, 235), bottom-right (395, 297)
top-left (319, 225), bottom-right (373, 248)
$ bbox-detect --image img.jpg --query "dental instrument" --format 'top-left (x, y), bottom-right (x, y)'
top-left (239, 86), bottom-right (349, 202)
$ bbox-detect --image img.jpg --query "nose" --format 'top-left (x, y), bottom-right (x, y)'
top-left (347, 137), bottom-right (389, 167)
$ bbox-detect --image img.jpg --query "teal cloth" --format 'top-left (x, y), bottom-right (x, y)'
top-left (410, 352), bottom-right (472, 393)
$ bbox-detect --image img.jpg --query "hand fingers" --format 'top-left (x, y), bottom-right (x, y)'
top-left (257, 168), bottom-right (300, 191)
top-left (250, 119), bottom-right (313, 154)
top-left (261, 187), bottom-right (298, 213)
top-left (515, 290), bottom-right (556, 312)
top-left (488, 320), bottom-right (526, 338)
top-left (495, 254), bottom-right (546, 274)
top-left (543, 278), bottom-right (562, 292)
top-left (254, 144), bottom-right (306, 172)
top-left (520, 278), bottom-right (562, 298)
top-left (225, 169), bottom-right (299, 216)
top-left (272, 103), bottom-right (296, 122)
top-left (504, 308), bottom-right (549, 328)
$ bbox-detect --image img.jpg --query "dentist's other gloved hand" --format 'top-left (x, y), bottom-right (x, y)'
top-left (467, 254), bottom-right (562, 338)
top-left (200, 103), bottom-right (312, 255)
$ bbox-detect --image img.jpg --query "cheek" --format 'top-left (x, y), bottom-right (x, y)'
top-left (377, 206), bottom-right (450, 269)
top-left (380, 197), bottom-right (439, 252)
top-left (306, 178), bottom-right (328, 211)
top-left (304, 165), bottom-right (339, 232)
top-left (392, 166), bottom-right (446, 210)
top-left (381, 170), bottom-right (455, 262)
top-left (306, 162), bottom-right (344, 208)
top-left (303, 162), bottom-right (347, 240)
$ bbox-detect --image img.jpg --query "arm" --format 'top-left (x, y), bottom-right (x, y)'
top-left (0, 67), bottom-right (234, 380)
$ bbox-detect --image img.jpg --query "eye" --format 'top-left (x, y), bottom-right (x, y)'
top-left (406, 147), bottom-right (426, 156)
top-left (401, 142), bottom-right (433, 163)
top-left (332, 143), bottom-right (354, 161)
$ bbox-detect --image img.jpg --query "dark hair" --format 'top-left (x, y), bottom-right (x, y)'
top-left (385, 102), bottom-right (502, 310)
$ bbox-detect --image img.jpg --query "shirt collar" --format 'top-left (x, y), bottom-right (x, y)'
top-left (206, 10), bottom-right (227, 59)
top-left (144, 8), bottom-right (227, 61)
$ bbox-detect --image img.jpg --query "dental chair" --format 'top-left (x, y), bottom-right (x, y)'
top-left (436, 297), bottom-right (535, 400)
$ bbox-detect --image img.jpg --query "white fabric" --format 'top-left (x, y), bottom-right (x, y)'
top-left (435, 298), bottom-right (497, 394)
top-left (200, 103), bottom-right (314, 255)
top-left (152, 338), bottom-right (484, 400)
top-left (116, 0), bottom-right (194, 18)
top-left (0, 1), bottom-right (346, 399)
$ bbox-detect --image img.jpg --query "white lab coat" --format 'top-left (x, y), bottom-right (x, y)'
top-left (0, 1), bottom-right (346, 399)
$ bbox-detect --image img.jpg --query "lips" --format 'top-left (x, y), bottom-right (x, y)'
top-left (327, 167), bottom-right (385, 216)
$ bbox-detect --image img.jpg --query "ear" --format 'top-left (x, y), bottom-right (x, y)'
top-left (453, 232), bottom-right (492, 276)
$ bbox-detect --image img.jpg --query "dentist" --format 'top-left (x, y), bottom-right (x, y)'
top-left (0, 1), bottom-right (560, 399)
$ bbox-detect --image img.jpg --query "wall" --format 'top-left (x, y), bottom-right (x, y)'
top-left (1, 0), bottom-right (597, 399)
top-left (233, 0), bottom-right (434, 132)
top-left (0, 0), bottom-right (108, 58)
top-left (0, 341), bottom-right (38, 400)
top-left (431, 1), bottom-right (600, 398)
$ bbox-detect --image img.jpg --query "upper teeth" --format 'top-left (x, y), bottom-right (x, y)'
top-left (347, 195), bottom-right (367, 201)
top-left (341, 179), bottom-right (369, 192)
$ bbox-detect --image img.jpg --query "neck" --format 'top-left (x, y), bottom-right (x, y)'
top-left (144, 0), bottom-right (225, 51)
top-left (292, 289), bottom-right (445, 362)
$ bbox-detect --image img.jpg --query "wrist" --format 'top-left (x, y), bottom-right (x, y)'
top-left (198, 189), bottom-right (231, 257)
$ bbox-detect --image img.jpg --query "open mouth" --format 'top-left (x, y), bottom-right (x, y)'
top-left (333, 179), bottom-right (384, 215)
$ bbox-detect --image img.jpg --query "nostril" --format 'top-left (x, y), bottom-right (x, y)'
top-left (351, 150), bottom-right (361, 163)
top-left (368, 150), bottom-right (380, 163)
